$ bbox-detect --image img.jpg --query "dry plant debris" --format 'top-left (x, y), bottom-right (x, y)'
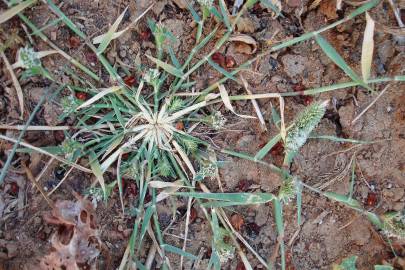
top-left (39, 195), bottom-right (102, 270)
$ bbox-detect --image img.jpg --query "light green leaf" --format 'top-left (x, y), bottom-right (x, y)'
top-left (162, 244), bottom-right (198, 260)
top-left (315, 35), bottom-right (364, 86)
top-left (89, 151), bottom-right (106, 199)
top-left (97, 7), bottom-right (128, 55)
top-left (333, 256), bottom-right (357, 270)
top-left (146, 55), bottom-right (184, 78)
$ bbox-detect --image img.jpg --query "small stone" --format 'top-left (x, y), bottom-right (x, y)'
top-left (281, 54), bottom-right (307, 78)
top-left (119, 49), bottom-right (127, 58)
top-left (51, 31), bottom-right (57, 41)
top-left (392, 202), bottom-right (405, 212)
top-left (391, 187), bottom-right (405, 201)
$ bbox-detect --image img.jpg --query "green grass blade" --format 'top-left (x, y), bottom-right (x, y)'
top-left (273, 199), bottom-right (285, 270)
top-left (348, 157), bottom-right (356, 199)
top-left (177, 192), bottom-right (275, 204)
top-left (296, 181), bottom-right (302, 226)
top-left (45, 0), bottom-right (86, 39)
top-left (308, 135), bottom-right (371, 144)
top-left (315, 35), bottom-right (366, 88)
top-left (324, 192), bottom-right (361, 209)
top-left (186, 1), bottom-right (201, 22)
top-left (146, 55), bottom-right (184, 78)
top-left (0, 0), bottom-right (36, 24)
top-left (374, 266), bottom-right (393, 270)
top-left (168, 46), bottom-right (181, 69)
top-left (260, 0), bottom-right (282, 17)
top-left (161, 244), bottom-right (198, 260)
top-left (218, 0), bottom-right (231, 30)
top-left (207, 57), bottom-right (238, 82)
top-left (89, 150), bottom-right (106, 199)
top-left (138, 205), bottom-right (155, 250)
top-left (97, 7), bottom-right (128, 55)
top-left (255, 133), bottom-right (282, 160)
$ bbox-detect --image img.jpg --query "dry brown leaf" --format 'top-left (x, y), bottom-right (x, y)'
top-left (39, 195), bottom-right (102, 270)
top-left (320, 0), bottom-right (338, 20)
top-left (229, 34), bottom-right (257, 54)
top-left (361, 12), bottom-right (375, 81)
top-left (230, 213), bottom-right (244, 231)
top-left (231, 16), bottom-right (255, 33)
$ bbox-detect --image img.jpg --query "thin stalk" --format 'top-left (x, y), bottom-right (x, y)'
top-left (0, 84), bottom-right (64, 184)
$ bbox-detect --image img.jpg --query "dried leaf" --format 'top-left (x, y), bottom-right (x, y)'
top-left (229, 34), bottom-right (257, 54)
top-left (230, 213), bottom-right (244, 231)
top-left (232, 16), bottom-right (255, 33)
top-left (40, 196), bottom-right (102, 270)
top-left (320, 0), bottom-right (338, 20)
top-left (361, 12), bottom-right (375, 81)
top-left (218, 84), bottom-right (255, 119)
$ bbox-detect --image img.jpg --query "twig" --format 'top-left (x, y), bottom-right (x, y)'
top-left (240, 75), bottom-right (267, 131)
top-left (352, 84), bottom-right (391, 124)
top-left (0, 52), bottom-right (24, 119)
top-left (22, 162), bottom-right (55, 209)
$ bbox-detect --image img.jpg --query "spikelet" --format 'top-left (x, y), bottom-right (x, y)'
top-left (284, 100), bottom-right (328, 164)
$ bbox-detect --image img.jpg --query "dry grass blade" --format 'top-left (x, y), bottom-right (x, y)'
top-left (0, 0), bottom-right (36, 24)
top-left (22, 161), bottom-right (54, 208)
top-left (361, 12), bottom-right (375, 81)
top-left (218, 84), bottom-right (255, 119)
top-left (1, 52), bottom-right (24, 119)
top-left (76, 86), bottom-right (122, 110)
top-left (172, 140), bottom-right (196, 176)
top-left (0, 134), bottom-right (91, 173)
top-left (0, 125), bottom-right (70, 131)
top-left (239, 75), bottom-right (266, 130)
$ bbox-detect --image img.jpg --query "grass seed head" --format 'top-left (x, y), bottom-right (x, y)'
top-left (285, 100), bottom-right (328, 154)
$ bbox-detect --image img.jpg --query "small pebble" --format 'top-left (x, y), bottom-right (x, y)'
top-left (119, 49), bottom-right (127, 58)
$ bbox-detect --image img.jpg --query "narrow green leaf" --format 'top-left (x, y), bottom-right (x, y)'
top-left (315, 35), bottom-right (365, 87)
top-left (168, 46), bottom-right (181, 69)
top-left (207, 58), bottom-right (238, 82)
top-left (176, 192), bottom-right (275, 204)
top-left (334, 256), bottom-right (357, 270)
top-left (146, 55), bottom-right (184, 78)
top-left (218, 0), bottom-right (231, 30)
top-left (308, 135), bottom-right (371, 144)
top-left (296, 181), bottom-right (302, 226)
top-left (273, 199), bottom-right (285, 270)
top-left (186, 1), bottom-right (201, 22)
top-left (324, 192), bottom-right (361, 209)
top-left (138, 205), bottom-right (155, 249)
top-left (97, 7), bottom-right (128, 55)
top-left (348, 157), bottom-right (356, 199)
top-left (255, 133), bottom-right (282, 160)
top-left (89, 151), bottom-right (106, 199)
top-left (374, 265), bottom-right (393, 270)
top-left (162, 244), bottom-right (198, 260)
